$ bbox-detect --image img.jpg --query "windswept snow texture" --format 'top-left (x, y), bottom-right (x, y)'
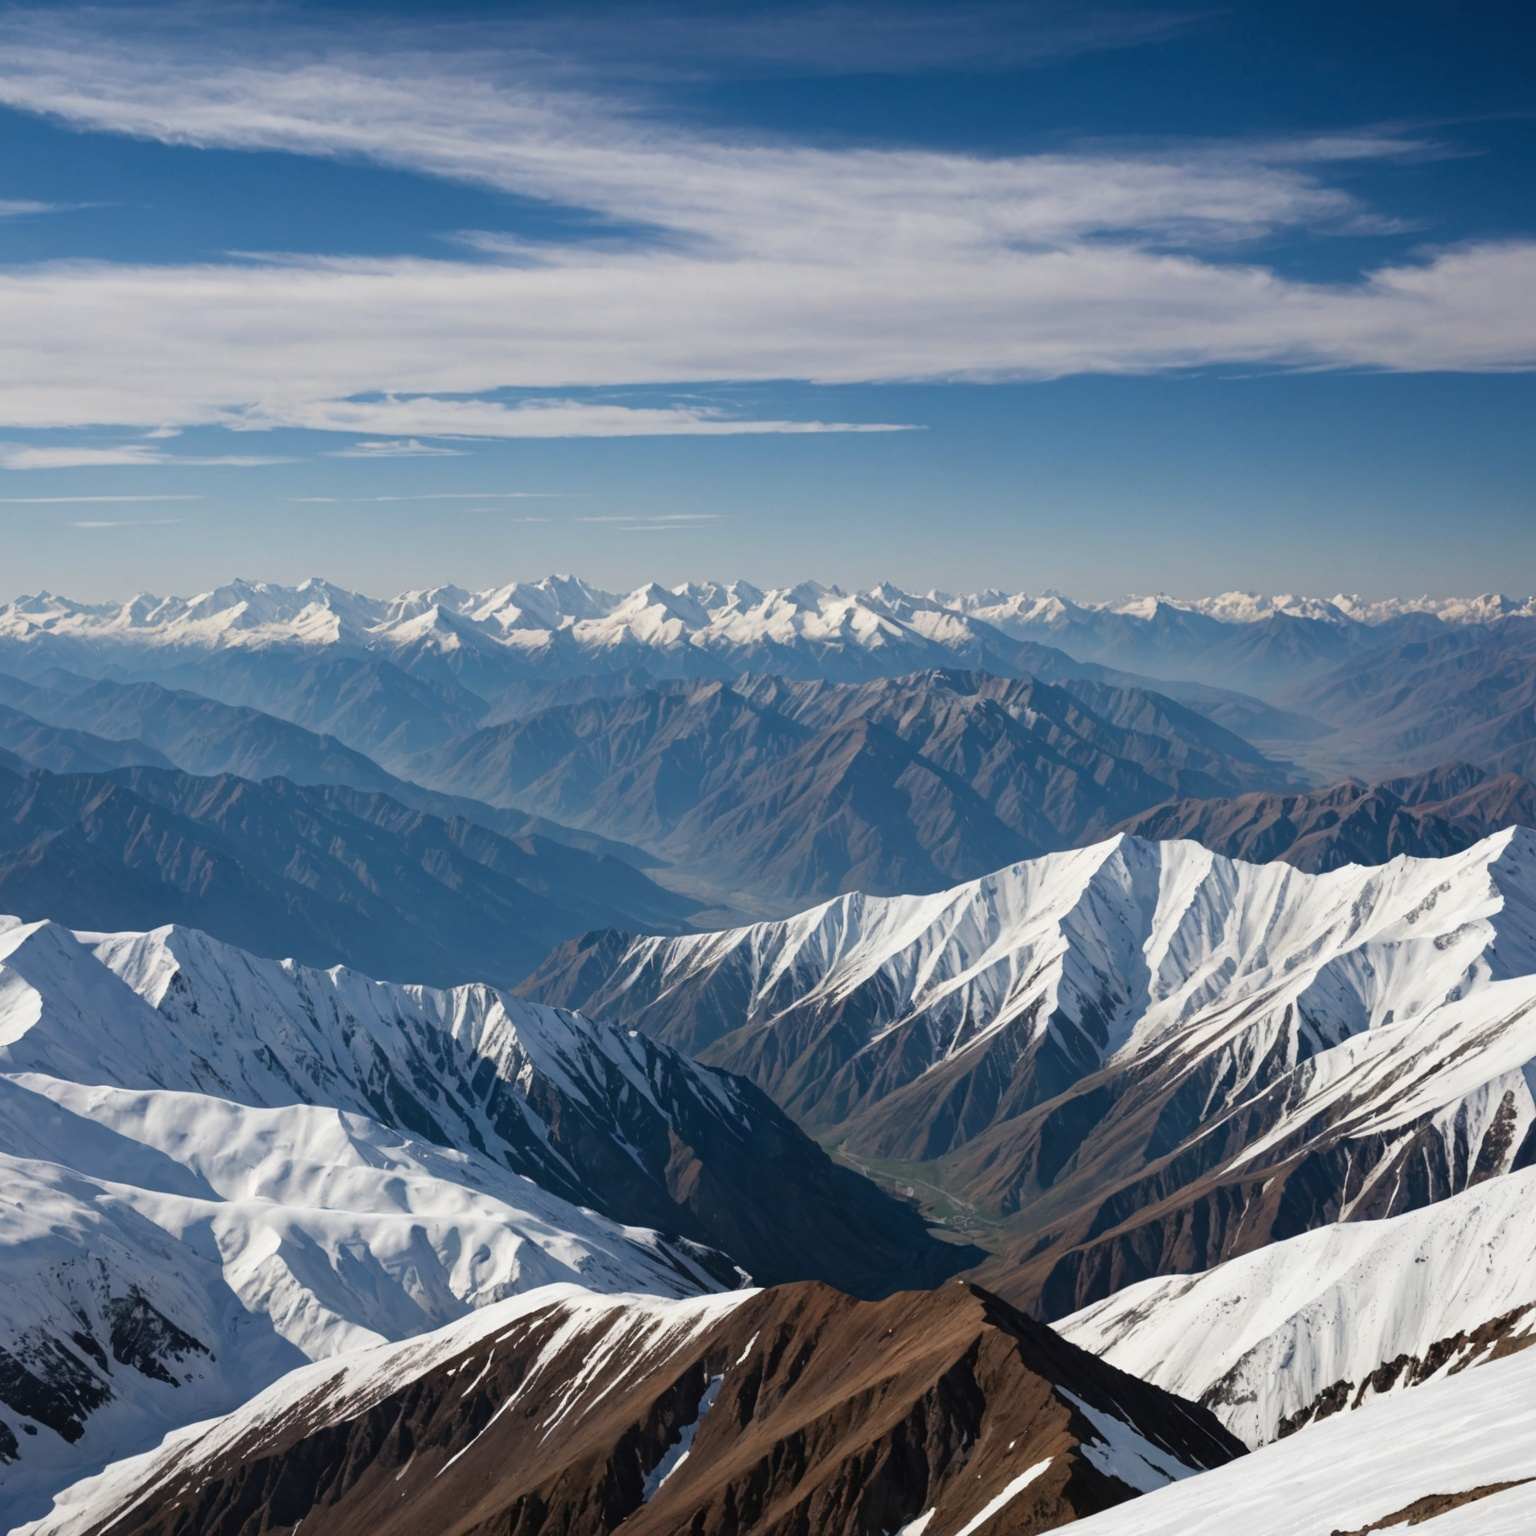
top-left (0, 903), bottom-right (971, 1527)
top-left (0, 915), bottom-right (766, 1525)
top-left (1061, 1344), bottom-right (1536, 1536)
top-left (1061, 1168), bottom-right (1536, 1446)
top-left (532, 827), bottom-right (1536, 1145)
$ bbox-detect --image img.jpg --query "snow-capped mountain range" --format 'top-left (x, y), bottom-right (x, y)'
top-left (0, 912), bottom-right (958, 1527)
top-left (948, 587), bottom-right (1536, 628)
top-left (4, 577), bottom-right (1532, 652)
top-left (10, 576), bottom-right (1536, 784)
top-left (526, 828), bottom-right (1536, 1313)
top-left (1, 576), bottom-right (1530, 674)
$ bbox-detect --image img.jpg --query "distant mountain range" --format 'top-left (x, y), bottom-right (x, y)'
top-left (6, 576), bottom-right (1535, 781)
top-left (412, 670), bottom-right (1296, 907)
top-left (1115, 761), bottom-right (1536, 871)
top-left (0, 759), bottom-right (695, 984)
top-left (1294, 620), bottom-right (1536, 778)
top-left (2, 596), bottom-right (1533, 945)
top-left (0, 664), bottom-right (661, 859)
top-left (524, 830), bottom-right (1536, 1316)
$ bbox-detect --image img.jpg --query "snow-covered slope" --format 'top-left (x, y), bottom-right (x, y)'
top-left (1059, 1343), bottom-right (1536, 1536)
top-left (1060, 1168), bottom-right (1536, 1446)
top-left (0, 1108), bottom-right (718, 1527)
top-left (525, 829), bottom-right (1536, 1313)
top-left (0, 912), bottom-right (957, 1527)
top-left (0, 916), bottom-right (737, 1525)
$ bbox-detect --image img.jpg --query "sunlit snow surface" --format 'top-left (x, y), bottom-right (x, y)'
top-left (1061, 1168), bottom-right (1536, 1445)
top-left (1064, 1345), bottom-right (1536, 1536)
top-left (585, 826), bottom-right (1536, 1166)
top-left (0, 915), bottom-right (736, 1527)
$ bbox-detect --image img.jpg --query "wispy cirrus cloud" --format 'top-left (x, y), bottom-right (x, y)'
top-left (70, 517), bottom-right (183, 528)
top-left (0, 442), bottom-right (290, 469)
top-left (572, 511), bottom-right (727, 533)
top-left (327, 438), bottom-right (468, 458)
top-left (0, 493), bottom-right (204, 503)
top-left (290, 491), bottom-right (570, 504)
top-left (0, 7), bottom-right (1531, 450)
top-left (239, 398), bottom-right (914, 440)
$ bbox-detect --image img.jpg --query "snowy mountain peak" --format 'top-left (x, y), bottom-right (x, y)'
top-left (524, 828), bottom-right (1536, 1320)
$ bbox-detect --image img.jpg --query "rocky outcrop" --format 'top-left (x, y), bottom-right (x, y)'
top-left (49, 1281), bottom-right (1244, 1536)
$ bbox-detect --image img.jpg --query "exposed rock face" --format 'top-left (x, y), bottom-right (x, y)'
top-left (39, 1281), bottom-right (1243, 1536)
top-left (524, 831), bottom-right (1536, 1315)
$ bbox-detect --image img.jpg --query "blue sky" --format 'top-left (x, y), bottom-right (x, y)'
top-left (1, 0), bottom-right (1533, 600)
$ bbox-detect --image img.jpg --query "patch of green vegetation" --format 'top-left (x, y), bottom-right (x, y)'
top-left (829, 1142), bottom-right (1012, 1253)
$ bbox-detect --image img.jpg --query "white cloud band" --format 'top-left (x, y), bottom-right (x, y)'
top-left (0, 12), bottom-right (1530, 443)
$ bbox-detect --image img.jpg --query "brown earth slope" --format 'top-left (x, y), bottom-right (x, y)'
top-left (64, 1280), bottom-right (1244, 1536)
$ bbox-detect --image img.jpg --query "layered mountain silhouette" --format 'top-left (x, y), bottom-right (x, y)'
top-left (414, 671), bottom-right (1297, 905)
top-left (1290, 619), bottom-right (1536, 778)
top-left (0, 667), bottom-right (656, 861)
top-left (0, 760), bottom-right (694, 984)
top-left (1115, 761), bottom-right (1536, 870)
top-left (147, 647), bottom-right (491, 763)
